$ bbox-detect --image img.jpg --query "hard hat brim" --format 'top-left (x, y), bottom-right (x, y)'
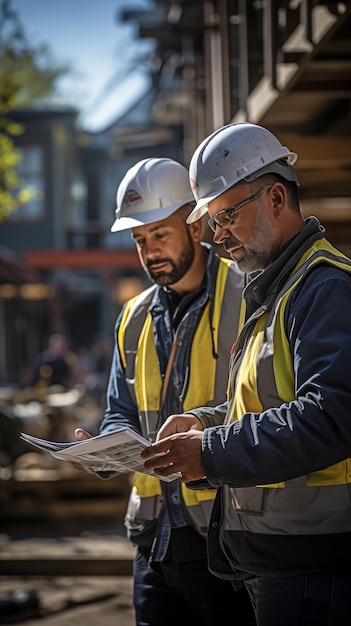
top-left (111, 202), bottom-right (188, 232)
top-left (186, 199), bottom-right (210, 224)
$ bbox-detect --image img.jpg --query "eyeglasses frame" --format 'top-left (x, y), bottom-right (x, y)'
top-left (207, 184), bottom-right (273, 233)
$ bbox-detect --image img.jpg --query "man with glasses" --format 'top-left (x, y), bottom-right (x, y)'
top-left (142, 123), bottom-right (351, 626)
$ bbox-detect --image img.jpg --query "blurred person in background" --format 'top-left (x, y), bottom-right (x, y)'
top-left (30, 333), bottom-right (74, 389)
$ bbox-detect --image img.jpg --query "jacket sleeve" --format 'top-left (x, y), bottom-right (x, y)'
top-left (99, 311), bottom-right (142, 436)
top-left (188, 401), bottom-right (228, 429)
top-left (202, 265), bottom-right (351, 488)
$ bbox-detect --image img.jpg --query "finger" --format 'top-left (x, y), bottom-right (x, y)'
top-left (143, 452), bottom-right (172, 471)
top-left (75, 428), bottom-right (92, 440)
top-left (151, 463), bottom-right (180, 478)
top-left (141, 442), bottom-right (170, 459)
top-left (180, 473), bottom-right (190, 483)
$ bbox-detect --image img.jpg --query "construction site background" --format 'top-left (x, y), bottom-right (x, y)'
top-left (0, 383), bottom-right (136, 625)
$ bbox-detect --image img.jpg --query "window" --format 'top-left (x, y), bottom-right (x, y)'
top-left (10, 145), bottom-right (45, 221)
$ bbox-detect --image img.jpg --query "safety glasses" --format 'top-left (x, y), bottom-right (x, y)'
top-left (208, 185), bottom-right (273, 233)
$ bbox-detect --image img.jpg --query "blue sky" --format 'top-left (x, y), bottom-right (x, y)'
top-left (11, 0), bottom-right (154, 129)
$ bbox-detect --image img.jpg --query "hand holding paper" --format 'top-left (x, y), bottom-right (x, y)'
top-left (141, 418), bottom-right (206, 483)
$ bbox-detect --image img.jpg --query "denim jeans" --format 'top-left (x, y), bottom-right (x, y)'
top-left (244, 571), bottom-right (351, 626)
top-left (133, 542), bottom-right (256, 626)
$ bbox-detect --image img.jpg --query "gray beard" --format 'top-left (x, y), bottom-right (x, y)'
top-left (234, 208), bottom-right (278, 273)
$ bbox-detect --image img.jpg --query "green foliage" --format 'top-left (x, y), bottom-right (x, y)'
top-left (0, 0), bottom-right (68, 220)
top-left (0, 126), bottom-right (39, 221)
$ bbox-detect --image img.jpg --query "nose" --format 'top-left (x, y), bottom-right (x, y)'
top-left (213, 224), bottom-right (230, 245)
top-left (143, 240), bottom-right (162, 259)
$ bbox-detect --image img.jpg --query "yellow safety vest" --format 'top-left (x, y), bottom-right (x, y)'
top-left (119, 256), bottom-right (243, 536)
top-left (224, 238), bottom-right (351, 535)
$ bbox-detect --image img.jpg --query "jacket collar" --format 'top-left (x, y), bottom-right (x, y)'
top-left (244, 216), bottom-right (325, 318)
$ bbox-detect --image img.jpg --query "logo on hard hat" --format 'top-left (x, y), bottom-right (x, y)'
top-left (190, 179), bottom-right (198, 191)
top-left (124, 189), bottom-right (142, 205)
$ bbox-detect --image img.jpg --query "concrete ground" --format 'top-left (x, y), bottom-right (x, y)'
top-left (0, 438), bottom-right (138, 623)
top-left (0, 575), bottom-right (134, 625)
top-left (0, 530), bottom-right (136, 625)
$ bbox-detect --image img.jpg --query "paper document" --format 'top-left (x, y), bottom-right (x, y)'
top-left (20, 428), bottom-right (180, 482)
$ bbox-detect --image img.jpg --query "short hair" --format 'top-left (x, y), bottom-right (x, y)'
top-left (254, 173), bottom-right (301, 215)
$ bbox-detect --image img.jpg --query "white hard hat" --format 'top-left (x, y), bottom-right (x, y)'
top-left (187, 122), bottom-right (298, 223)
top-left (111, 157), bottom-right (194, 232)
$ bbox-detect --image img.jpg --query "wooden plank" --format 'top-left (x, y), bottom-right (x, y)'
top-left (0, 558), bottom-right (133, 577)
top-left (276, 134), bottom-right (351, 167)
top-left (1, 498), bottom-right (128, 521)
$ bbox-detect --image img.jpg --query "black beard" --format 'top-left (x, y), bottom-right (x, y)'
top-left (146, 237), bottom-right (195, 287)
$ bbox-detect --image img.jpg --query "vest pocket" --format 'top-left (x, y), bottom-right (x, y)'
top-left (124, 485), bottom-right (164, 536)
top-left (230, 486), bottom-right (267, 514)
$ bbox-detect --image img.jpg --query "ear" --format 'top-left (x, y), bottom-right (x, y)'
top-left (187, 218), bottom-right (203, 242)
top-left (271, 182), bottom-right (286, 218)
